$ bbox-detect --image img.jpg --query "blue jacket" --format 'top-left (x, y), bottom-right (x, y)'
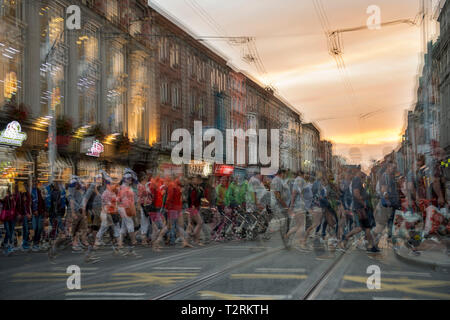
top-left (45, 184), bottom-right (67, 211)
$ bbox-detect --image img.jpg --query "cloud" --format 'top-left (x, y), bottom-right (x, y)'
top-left (151, 0), bottom-right (430, 167)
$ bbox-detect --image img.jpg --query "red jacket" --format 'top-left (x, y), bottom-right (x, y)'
top-left (152, 180), bottom-right (166, 208)
top-left (166, 181), bottom-right (182, 211)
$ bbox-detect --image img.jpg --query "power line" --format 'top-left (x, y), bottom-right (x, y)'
top-left (312, 101), bottom-right (413, 122)
top-left (185, 0), bottom-right (226, 37)
top-left (312, 0), bottom-right (358, 109)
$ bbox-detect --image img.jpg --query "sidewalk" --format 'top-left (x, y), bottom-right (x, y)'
top-left (393, 238), bottom-right (450, 269)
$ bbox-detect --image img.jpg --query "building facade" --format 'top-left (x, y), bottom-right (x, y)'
top-left (0, 0), bottom-right (310, 187)
top-left (319, 140), bottom-right (333, 175)
top-left (301, 123), bottom-right (321, 175)
top-left (433, 0), bottom-right (450, 158)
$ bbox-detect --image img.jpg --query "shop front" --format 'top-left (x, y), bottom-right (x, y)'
top-left (36, 150), bottom-right (73, 184)
top-left (233, 166), bottom-right (247, 180)
top-left (0, 119), bottom-right (33, 197)
top-left (77, 159), bottom-right (102, 183)
top-left (159, 163), bottom-right (184, 178)
top-left (188, 160), bottom-right (213, 178)
top-left (213, 164), bottom-right (234, 177)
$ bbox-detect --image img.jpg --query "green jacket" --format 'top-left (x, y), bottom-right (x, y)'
top-left (225, 182), bottom-right (239, 206)
top-left (237, 181), bottom-right (249, 205)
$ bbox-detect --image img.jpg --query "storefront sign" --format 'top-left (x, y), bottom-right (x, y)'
top-left (214, 164), bottom-right (234, 176)
top-left (86, 140), bottom-right (104, 157)
top-left (0, 121), bottom-right (27, 146)
top-left (188, 161), bottom-right (212, 177)
top-left (160, 163), bottom-right (184, 177)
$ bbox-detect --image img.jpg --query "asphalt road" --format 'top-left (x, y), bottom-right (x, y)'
top-left (1, 233), bottom-right (449, 300)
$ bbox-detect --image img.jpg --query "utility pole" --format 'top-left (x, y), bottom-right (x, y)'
top-left (44, 31), bottom-right (63, 184)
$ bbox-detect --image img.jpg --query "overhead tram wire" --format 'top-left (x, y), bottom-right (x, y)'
top-left (312, 0), bottom-right (363, 139)
top-left (312, 0), bottom-right (421, 143)
top-left (183, 0), bottom-right (258, 74)
top-left (313, 100), bottom-right (415, 128)
top-left (312, 0), bottom-right (358, 109)
top-left (185, 0), bottom-right (277, 88)
top-left (185, 0), bottom-right (228, 36)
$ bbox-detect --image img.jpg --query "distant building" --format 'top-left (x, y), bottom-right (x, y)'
top-left (433, 0), bottom-right (450, 158)
top-left (319, 140), bottom-right (333, 175)
top-left (301, 123), bottom-right (321, 175)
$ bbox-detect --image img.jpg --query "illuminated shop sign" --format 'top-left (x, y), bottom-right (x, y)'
top-left (214, 164), bottom-right (234, 176)
top-left (188, 161), bottom-right (212, 177)
top-left (0, 121), bottom-right (27, 146)
top-left (86, 140), bottom-right (104, 157)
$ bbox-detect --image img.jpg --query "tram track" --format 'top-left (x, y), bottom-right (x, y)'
top-left (151, 246), bottom-right (284, 300)
top-left (299, 249), bottom-right (348, 300)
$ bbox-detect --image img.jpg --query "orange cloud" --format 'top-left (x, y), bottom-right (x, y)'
top-left (328, 129), bottom-right (402, 145)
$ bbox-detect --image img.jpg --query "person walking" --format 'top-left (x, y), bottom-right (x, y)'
top-left (47, 182), bottom-right (68, 259)
top-left (166, 176), bottom-right (192, 248)
top-left (286, 171), bottom-right (309, 251)
top-left (83, 175), bottom-right (105, 247)
top-left (2, 189), bottom-right (16, 256)
top-left (137, 173), bottom-right (152, 247)
top-left (339, 167), bottom-right (379, 253)
top-left (117, 169), bottom-right (139, 256)
top-left (97, 172), bottom-right (121, 254)
top-left (31, 180), bottom-right (46, 252)
top-left (186, 175), bottom-right (205, 246)
top-left (17, 183), bottom-right (31, 252)
top-left (68, 176), bottom-right (88, 252)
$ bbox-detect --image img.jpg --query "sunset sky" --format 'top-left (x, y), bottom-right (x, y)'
top-left (149, 0), bottom-right (440, 169)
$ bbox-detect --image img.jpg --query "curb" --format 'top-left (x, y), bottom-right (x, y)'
top-left (393, 248), bottom-right (450, 270)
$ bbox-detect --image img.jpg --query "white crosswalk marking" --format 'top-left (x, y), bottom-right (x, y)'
top-left (382, 271), bottom-right (431, 277)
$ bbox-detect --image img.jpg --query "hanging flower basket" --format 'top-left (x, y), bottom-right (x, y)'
top-left (4, 102), bottom-right (29, 122)
top-left (87, 124), bottom-right (106, 141)
top-left (56, 117), bottom-right (73, 136)
top-left (56, 135), bottom-right (72, 146)
top-left (115, 134), bottom-right (131, 153)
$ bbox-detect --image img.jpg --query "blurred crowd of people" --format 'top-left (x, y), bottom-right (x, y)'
top-left (1, 154), bottom-right (448, 257)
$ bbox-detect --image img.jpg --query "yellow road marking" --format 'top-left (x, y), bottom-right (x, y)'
top-left (340, 276), bottom-right (450, 299)
top-left (231, 273), bottom-right (307, 280)
top-left (199, 291), bottom-right (276, 300)
top-left (113, 273), bottom-right (197, 276)
top-left (11, 272), bottom-right (198, 290)
top-left (82, 272), bottom-right (198, 290)
top-left (11, 272), bottom-right (72, 283)
top-left (12, 279), bottom-right (63, 283)
top-left (13, 273), bottom-right (68, 277)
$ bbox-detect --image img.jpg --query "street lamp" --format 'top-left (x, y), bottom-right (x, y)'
top-left (43, 30), bottom-right (63, 184)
